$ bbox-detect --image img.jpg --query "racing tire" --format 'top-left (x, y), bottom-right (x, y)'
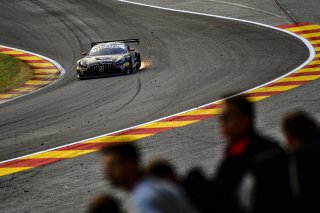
top-left (126, 60), bottom-right (135, 75)
top-left (136, 53), bottom-right (141, 70)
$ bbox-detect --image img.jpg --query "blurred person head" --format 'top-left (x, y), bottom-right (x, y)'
top-left (219, 94), bottom-right (255, 140)
top-left (88, 193), bottom-right (121, 213)
top-left (100, 145), bottom-right (197, 213)
top-left (100, 143), bottom-right (141, 191)
top-left (282, 111), bottom-right (319, 150)
top-left (146, 159), bottom-right (178, 182)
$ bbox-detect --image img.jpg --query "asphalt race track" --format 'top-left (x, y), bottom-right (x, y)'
top-left (0, 0), bottom-right (312, 212)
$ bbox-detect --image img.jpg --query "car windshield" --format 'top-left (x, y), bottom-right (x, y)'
top-left (89, 47), bottom-right (127, 56)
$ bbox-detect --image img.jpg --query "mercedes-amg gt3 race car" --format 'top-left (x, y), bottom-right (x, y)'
top-left (76, 39), bottom-right (141, 79)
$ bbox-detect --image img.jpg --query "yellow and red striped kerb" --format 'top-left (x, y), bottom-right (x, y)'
top-left (0, 46), bottom-right (61, 103)
top-left (245, 22), bottom-right (320, 102)
top-left (0, 23), bottom-right (320, 177)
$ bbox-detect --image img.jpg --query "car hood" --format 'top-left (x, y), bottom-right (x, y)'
top-left (81, 54), bottom-right (128, 64)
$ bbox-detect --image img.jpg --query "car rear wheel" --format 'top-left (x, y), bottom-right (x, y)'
top-left (136, 54), bottom-right (141, 70)
top-left (136, 61), bottom-right (141, 70)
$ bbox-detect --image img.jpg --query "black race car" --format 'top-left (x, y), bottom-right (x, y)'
top-left (77, 39), bottom-right (141, 79)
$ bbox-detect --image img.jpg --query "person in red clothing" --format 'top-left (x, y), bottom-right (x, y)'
top-left (210, 95), bottom-right (293, 213)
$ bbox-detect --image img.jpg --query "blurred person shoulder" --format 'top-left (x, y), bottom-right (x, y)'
top-left (132, 175), bottom-right (198, 213)
top-left (248, 132), bottom-right (287, 165)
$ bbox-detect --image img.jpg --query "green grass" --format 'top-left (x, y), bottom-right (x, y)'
top-left (0, 53), bottom-right (33, 93)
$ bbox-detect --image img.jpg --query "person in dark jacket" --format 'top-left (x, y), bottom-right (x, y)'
top-left (282, 111), bottom-right (320, 212)
top-left (210, 95), bottom-right (293, 213)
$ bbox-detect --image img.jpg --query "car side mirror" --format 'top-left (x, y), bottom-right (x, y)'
top-left (81, 52), bottom-right (87, 56)
top-left (129, 48), bottom-right (135, 51)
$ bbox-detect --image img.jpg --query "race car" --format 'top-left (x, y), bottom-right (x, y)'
top-left (76, 39), bottom-right (141, 79)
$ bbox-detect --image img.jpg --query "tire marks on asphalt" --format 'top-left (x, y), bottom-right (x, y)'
top-left (0, 22), bottom-right (319, 177)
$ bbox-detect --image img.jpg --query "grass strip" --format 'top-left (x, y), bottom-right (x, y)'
top-left (0, 53), bottom-right (33, 93)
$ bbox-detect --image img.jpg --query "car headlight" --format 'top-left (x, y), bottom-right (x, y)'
top-left (80, 61), bottom-right (88, 68)
top-left (115, 58), bottom-right (126, 66)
